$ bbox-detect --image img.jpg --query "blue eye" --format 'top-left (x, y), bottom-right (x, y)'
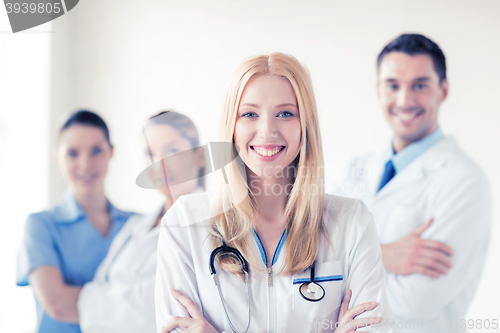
top-left (388, 84), bottom-right (399, 91)
top-left (277, 111), bottom-right (294, 118)
top-left (414, 83), bottom-right (426, 90)
top-left (166, 148), bottom-right (179, 156)
top-left (242, 112), bottom-right (257, 118)
top-left (92, 147), bottom-right (102, 156)
top-left (68, 150), bottom-right (78, 158)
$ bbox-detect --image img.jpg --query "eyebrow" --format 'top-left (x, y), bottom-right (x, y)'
top-left (144, 141), bottom-right (181, 153)
top-left (67, 141), bottom-right (105, 149)
top-left (162, 141), bottom-right (182, 148)
top-left (384, 77), bottom-right (431, 83)
top-left (239, 103), bottom-right (298, 108)
top-left (240, 103), bottom-right (260, 108)
top-left (145, 142), bottom-right (184, 157)
top-left (275, 103), bottom-right (298, 108)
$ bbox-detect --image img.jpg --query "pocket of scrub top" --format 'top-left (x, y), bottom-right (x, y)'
top-left (292, 261), bottom-right (343, 320)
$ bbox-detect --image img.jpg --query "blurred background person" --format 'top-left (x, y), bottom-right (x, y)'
top-left (77, 111), bottom-right (206, 333)
top-left (335, 34), bottom-right (492, 332)
top-left (16, 110), bottom-right (135, 333)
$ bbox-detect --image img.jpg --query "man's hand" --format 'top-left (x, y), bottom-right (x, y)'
top-left (381, 219), bottom-right (454, 278)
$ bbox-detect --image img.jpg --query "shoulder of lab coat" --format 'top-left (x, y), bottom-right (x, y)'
top-left (325, 195), bottom-right (397, 332)
top-left (384, 137), bottom-right (492, 321)
top-left (91, 213), bottom-right (149, 282)
top-left (331, 151), bottom-right (383, 200)
top-left (78, 212), bottom-right (158, 333)
top-left (155, 191), bottom-right (211, 332)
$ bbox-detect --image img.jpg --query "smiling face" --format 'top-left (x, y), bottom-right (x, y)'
top-left (377, 52), bottom-right (448, 152)
top-left (144, 124), bottom-right (204, 201)
top-left (234, 74), bottom-right (301, 180)
top-left (57, 125), bottom-right (113, 197)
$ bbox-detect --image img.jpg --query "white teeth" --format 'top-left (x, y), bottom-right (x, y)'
top-left (254, 147), bottom-right (282, 156)
top-left (397, 113), bottom-right (417, 121)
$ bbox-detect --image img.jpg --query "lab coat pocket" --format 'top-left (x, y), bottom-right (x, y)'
top-left (292, 261), bottom-right (343, 320)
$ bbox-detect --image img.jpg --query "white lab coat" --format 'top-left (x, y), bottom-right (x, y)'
top-left (155, 192), bottom-right (397, 333)
top-left (335, 137), bottom-right (492, 332)
top-left (78, 209), bottom-right (161, 333)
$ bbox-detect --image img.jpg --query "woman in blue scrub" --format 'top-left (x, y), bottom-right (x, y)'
top-left (16, 110), bottom-right (134, 333)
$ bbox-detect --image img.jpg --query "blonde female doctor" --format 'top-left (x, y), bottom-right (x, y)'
top-left (155, 53), bottom-right (397, 333)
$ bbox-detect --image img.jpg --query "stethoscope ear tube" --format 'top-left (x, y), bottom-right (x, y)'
top-left (209, 245), bottom-right (249, 275)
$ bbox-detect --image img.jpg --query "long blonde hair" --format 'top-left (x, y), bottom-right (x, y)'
top-left (209, 53), bottom-right (326, 276)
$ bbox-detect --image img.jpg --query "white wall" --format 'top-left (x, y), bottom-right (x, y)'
top-left (50, 0), bottom-right (500, 324)
top-left (0, 13), bottom-right (51, 333)
top-left (6, 0), bottom-right (499, 331)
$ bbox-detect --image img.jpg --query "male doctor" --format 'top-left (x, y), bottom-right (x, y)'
top-left (335, 34), bottom-right (492, 332)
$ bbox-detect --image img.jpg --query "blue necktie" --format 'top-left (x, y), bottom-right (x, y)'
top-left (377, 160), bottom-right (395, 192)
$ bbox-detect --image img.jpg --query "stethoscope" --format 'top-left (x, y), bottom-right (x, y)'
top-left (298, 262), bottom-right (325, 302)
top-left (209, 243), bottom-right (251, 333)
top-left (209, 242), bottom-right (325, 333)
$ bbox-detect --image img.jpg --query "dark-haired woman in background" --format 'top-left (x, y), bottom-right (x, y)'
top-left (16, 110), bottom-right (134, 333)
top-left (77, 111), bottom-right (206, 333)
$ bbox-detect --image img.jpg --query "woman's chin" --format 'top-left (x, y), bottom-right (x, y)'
top-left (248, 166), bottom-right (290, 180)
top-left (73, 182), bottom-right (104, 197)
top-left (160, 183), bottom-right (197, 202)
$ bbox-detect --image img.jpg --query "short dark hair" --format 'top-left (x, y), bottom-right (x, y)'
top-left (61, 110), bottom-right (111, 145)
top-left (377, 34), bottom-right (447, 84)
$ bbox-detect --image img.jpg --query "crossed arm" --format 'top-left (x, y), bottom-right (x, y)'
top-left (380, 174), bottom-right (492, 320)
top-left (381, 218), bottom-right (454, 278)
top-left (160, 288), bottom-right (382, 333)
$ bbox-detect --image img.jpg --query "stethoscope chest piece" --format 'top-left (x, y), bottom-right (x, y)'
top-left (299, 281), bottom-right (325, 302)
top-left (299, 262), bottom-right (325, 302)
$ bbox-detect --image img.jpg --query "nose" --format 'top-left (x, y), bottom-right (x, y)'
top-left (77, 152), bottom-right (95, 172)
top-left (257, 115), bottom-right (278, 141)
top-left (395, 87), bottom-right (415, 109)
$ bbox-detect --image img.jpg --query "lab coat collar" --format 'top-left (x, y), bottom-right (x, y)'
top-left (135, 205), bottom-right (165, 233)
top-left (138, 188), bottom-right (206, 230)
top-left (192, 186), bottom-right (205, 194)
top-left (391, 127), bottom-right (444, 173)
top-left (374, 136), bottom-right (459, 201)
top-left (419, 136), bottom-right (459, 172)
